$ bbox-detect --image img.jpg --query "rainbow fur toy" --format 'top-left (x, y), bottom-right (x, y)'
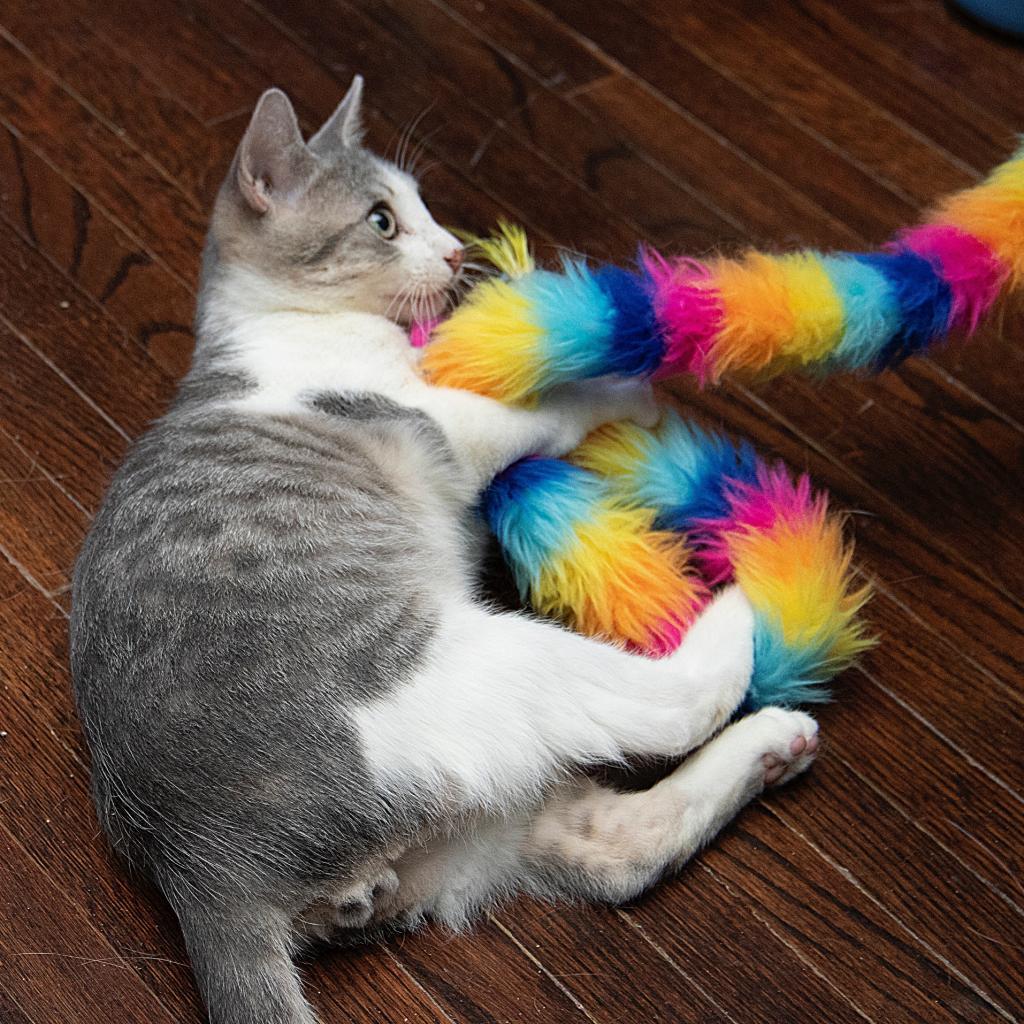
top-left (422, 143), bottom-right (1024, 402)
top-left (417, 143), bottom-right (1024, 707)
top-left (483, 414), bottom-right (873, 709)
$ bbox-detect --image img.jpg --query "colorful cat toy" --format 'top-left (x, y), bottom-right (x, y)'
top-left (419, 143), bottom-right (1024, 707)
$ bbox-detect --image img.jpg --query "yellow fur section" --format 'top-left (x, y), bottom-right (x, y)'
top-left (776, 253), bottom-right (845, 366)
top-left (456, 221), bottom-right (535, 278)
top-left (934, 150), bottom-right (1024, 285)
top-left (708, 253), bottom-right (797, 380)
top-left (532, 499), bottom-right (704, 653)
top-left (729, 506), bottom-right (874, 671)
top-left (569, 422), bottom-right (654, 486)
top-left (421, 278), bottom-right (543, 402)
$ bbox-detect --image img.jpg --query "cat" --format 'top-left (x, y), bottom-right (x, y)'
top-left (70, 78), bottom-right (820, 1024)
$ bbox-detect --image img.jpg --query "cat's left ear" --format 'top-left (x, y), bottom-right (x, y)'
top-left (309, 75), bottom-right (365, 153)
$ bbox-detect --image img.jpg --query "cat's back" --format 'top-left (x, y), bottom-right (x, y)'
top-left (71, 385), bottom-right (465, 730)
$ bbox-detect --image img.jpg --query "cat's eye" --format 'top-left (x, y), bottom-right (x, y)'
top-left (367, 203), bottom-right (398, 240)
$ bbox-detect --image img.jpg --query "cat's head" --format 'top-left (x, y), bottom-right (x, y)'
top-left (209, 79), bottom-right (462, 323)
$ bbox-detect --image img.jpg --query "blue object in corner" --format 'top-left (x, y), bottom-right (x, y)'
top-left (952, 0), bottom-right (1024, 37)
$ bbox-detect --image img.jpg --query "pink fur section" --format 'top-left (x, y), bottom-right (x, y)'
top-left (641, 592), bottom-right (712, 658)
top-left (696, 465), bottom-right (819, 584)
top-left (899, 224), bottom-right (1007, 332)
top-left (643, 251), bottom-right (724, 381)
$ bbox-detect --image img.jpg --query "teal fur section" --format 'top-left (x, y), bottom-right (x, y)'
top-left (819, 255), bottom-right (901, 371)
top-left (633, 413), bottom-right (757, 530)
top-left (745, 615), bottom-right (835, 711)
top-left (482, 457), bottom-right (606, 599)
top-left (519, 263), bottom-right (618, 381)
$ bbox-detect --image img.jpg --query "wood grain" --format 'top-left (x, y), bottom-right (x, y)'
top-left (0, 1), bottom-right (1021, 1021)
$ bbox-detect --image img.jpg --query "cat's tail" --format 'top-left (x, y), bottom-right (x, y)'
top-left (174, 900), bottom-right (316, 1024)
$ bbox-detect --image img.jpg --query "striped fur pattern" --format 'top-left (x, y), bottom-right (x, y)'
top-left (422, 143), bottom-right (1024, 401)
top-left (482, 414), bottom-right (873, 708)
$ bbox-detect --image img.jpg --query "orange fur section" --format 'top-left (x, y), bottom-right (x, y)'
top-left (708, 253), bottom-right (797, 381)
top-left (534, 500), bottom-right (707, 654)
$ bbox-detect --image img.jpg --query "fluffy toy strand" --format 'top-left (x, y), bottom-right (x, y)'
top-left (482, 416), bottom-right (874, 709)
top-left (422, 143), bottom-right (1024, 402)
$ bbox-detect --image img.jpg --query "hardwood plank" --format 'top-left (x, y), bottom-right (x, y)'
top-left (517, 0), bottom-right (919, 238)
top-left (0, 4), bottom-right (228, 204)
top-left (825, 670), bottom-right (1024, 898)
top-left (826, 0), bottom-right (1024, 128)
top-left (495, 891), bottom-right (868, 1022)
top-left (436, 0), bottom-right (862, 250)
top-left (772, 722), bottom-right (1024, 1014)
top-left (0, 829), bottom-right (180, 1024)
top-left (0, 216), bottom-right (176, 435)
top-left (0, 126), bottom-right (194, 379)
top-left (864, 591), bottom-right (1023, 791)
top-left (242, 0), bottom-right (715, 258)
top-left (0, 325), bottom-right (128, 514)
top-left (624, 0), bottom-right (975, 204)
top-left (0, 990), bottom-right (38, 1024)
top-left (389, 919), bottom-right (597, 1023)
top-left (690, 814), bottom-right (1007, 1023)
top-left (331, 0), bottom-right (745, 250)
top-left (0, 31), bottom-right (205, 284)
top-left (0, 427), bottom-right (88, 593)
top-left (308, 947), bottom-right (452, 1024)
top-left (568, 72), bottom-right (862, 249)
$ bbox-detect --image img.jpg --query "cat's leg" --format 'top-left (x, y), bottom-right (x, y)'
top-left (520, 707), bottom-right (819, 904)
top-left (407, 378), bottom-right (658, 489)
top-left (352, 585), bottom-right (755, 816)
top-left (362, 707), bottom-right (817, 931)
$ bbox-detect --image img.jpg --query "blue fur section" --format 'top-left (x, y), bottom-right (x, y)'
top-left (592, 265), bottom-right (666, 376)
top-left (482, 457), bottom-right (602, 598)
top-left (519, 264), bottom-right (618, 382)
top-left (634, 412), bottom-right (758, 531)
top-left (819, 255), bottom-right (902, 371)
top-left (744, 616), bottom-right (834, 711)
top-left (854, 249), bottom-right (953, 368)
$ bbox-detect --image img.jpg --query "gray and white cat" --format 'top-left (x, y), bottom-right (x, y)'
top-left (70, 80), bottom-right (819, 1024)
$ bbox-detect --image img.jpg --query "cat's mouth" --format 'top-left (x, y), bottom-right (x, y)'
top-left (390, 280), bottom-right (458, 326)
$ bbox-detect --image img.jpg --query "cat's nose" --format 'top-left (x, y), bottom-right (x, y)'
top-left (444, 246), bottom-right (464, 272)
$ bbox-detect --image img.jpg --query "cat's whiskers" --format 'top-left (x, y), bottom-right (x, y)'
top-left (384, 280), bottom-right (415, 322)
top-left (403, 125), bottom-right (443, 179)
top-left (393, 103), bottom-right (436, 176)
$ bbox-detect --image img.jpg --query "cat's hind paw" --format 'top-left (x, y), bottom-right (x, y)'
top-left (753, 707), bottom-right (819, 788)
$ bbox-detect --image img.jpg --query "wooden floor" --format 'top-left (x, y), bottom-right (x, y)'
top-left (1, 0), bottom-right (1022, 1021)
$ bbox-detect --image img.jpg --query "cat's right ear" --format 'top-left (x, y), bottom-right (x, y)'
top-left (235, 89), bottom-right (315, 215)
